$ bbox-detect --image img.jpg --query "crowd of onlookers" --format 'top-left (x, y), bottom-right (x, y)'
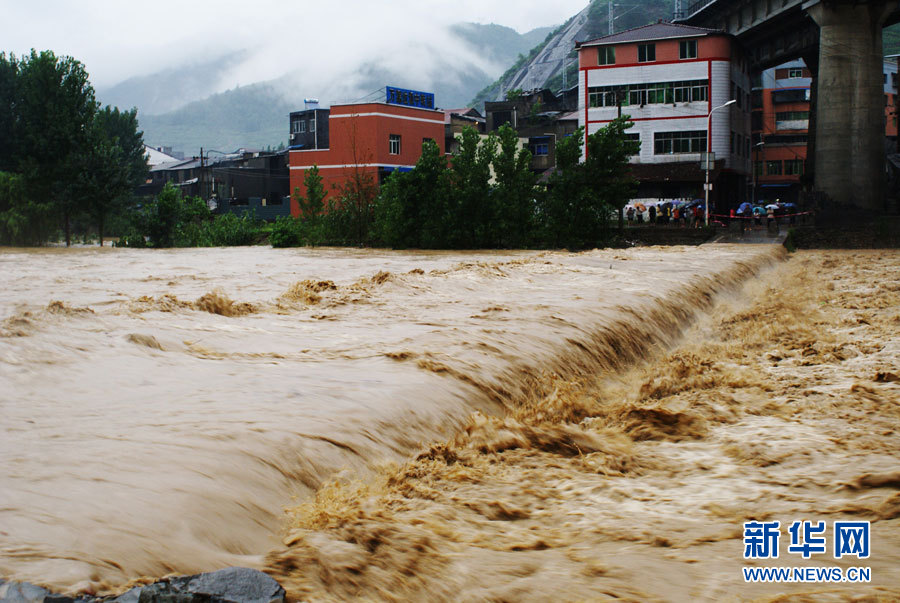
top-left (625, 199), bottom-right (708, 227)
top-left (624, 198), bottom-right (804, 228)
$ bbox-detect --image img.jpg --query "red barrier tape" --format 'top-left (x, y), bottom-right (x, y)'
top-left (712, 212), bottom-right (812, 219)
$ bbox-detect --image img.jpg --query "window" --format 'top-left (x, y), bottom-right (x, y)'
top-left (292, 120), bottom-right (305, 133)
top-left (587, 79), bottom-right (708, 108)
top-left (299, 121), bottom-right (307, 133)
top-left (764, 134), bottom-right (808, 145)
top-left (638, 44), bottom-right (656, 62)
top-left (654, 130), bottom-right (707, 154)
top-left (389, 134), bottom-right (401, 155)
top-left (530, 143), bottom-right (549, 156)
top-left (679, 40), bottom-right (697, 59)
top-left (751, 90), bottom-right (763, 109)
top-left (788, 68), bottom-right (803, 78)
top-left (625, 132), bottom-right (640, 155)
top-left (752, 111), bottom-right (763, 131)
top-left (766, 160), bottom-right (782, 175)
top-left (772, 88), bottom-right (810, 103)
top-left (598, 47), bottom-right (615, 65)
top-left (309, 118), bottom-right (316, 132)
top-left (784, 159), bottom-right (804, 175)
top-left (775, 111), bottom-right (809, 130)
top-left (775, 111), bottom-right (809, 121)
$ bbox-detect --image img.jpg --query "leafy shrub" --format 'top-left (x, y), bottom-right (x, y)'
top-left (270, 216), bottom-right (304, 247)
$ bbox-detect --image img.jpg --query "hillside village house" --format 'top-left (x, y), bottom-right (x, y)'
top-left (288, 87), bottom-right (445, 217)
top-left (577, 22), bottom-right (752, 213)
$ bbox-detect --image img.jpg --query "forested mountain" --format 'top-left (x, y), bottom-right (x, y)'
top-left (97, 51), bottom-right (248, 116)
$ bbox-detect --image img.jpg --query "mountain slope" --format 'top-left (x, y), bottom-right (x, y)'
top-left (98, 51), bottom-right (248, 116)
top-left (138, 82), bottom-right (293, 152)
top-left (471, 0), bottom-right (673, 107)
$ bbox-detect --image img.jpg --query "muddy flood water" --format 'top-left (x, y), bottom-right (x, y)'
top-left (1, 244), bottom-right (898, 601)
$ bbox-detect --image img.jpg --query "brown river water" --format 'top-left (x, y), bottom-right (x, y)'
top-left (8, 244), bottom-right (892, 600)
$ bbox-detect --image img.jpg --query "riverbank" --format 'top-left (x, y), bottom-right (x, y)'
top-left (265, 249), bottom-right (900, 601)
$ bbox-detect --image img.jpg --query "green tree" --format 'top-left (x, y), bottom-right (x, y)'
top-left (491, 124), bottom-right (535, 247)
top-left (505, 87), bottom-right (524, 101)
top-left (69, 107), bottom-right (147, 245)
top-left (0, 171), bottom-right (57, 245)
top-left (375, 139), bottom-right (450, 248)
top-left (539, 127), bottom-right (585, 248)
top-left (448, 126), bottom-right (495, 247)
top-left (577, 116), bottom-right (640, 247)
top-left (129, 183), bottom-right (210, 248)
top-left (296, 165), bottom-right (325, 218)
top-left (412, 139), bottom-right (451, 247)
top-left (0, 54), bottom-right (17, 174)
top-left (14, 50), bottom-right (97, 245)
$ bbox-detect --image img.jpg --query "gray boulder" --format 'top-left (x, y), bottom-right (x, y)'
top-left (136, 568), bottom-right (284, 603)
top-left (0, 568), bottom-right (284, 603)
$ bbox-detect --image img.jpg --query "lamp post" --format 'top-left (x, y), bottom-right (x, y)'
top-left (704, 99), bottom-right (736, 226)
top-left (752, 141), bottom-right (764, 205)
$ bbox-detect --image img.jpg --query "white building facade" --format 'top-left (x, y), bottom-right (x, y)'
top-left (577, 23), bottom-right (752, 205)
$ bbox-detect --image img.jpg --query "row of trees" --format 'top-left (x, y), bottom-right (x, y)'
top-left (0, 50), bottom-right (147, 246)
top-left (276, 119), bottom-right (639, 250)
top-left (0, 49), bottom-right (638, 250)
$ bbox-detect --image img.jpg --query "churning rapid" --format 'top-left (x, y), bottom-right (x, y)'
top-left (0, 244), bottom-right (783, 594)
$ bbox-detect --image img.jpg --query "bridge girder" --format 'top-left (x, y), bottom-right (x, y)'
top-left (678, 0), bottom-right (900, 210)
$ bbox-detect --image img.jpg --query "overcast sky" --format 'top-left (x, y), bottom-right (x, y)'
top-left (1, 0), bottom-right (590, 88)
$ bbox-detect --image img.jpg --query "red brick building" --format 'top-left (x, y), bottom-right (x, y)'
top-left (288, 96), bottom-right (445, 217)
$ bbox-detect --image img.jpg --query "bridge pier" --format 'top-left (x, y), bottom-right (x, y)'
top-left (806, 0), bottom-right (895, 211)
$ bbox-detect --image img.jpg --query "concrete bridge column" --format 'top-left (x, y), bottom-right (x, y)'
top-left (806, 0), bottom-right (895, 211)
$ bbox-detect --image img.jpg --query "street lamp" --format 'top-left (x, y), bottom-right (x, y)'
top-left (704, 99), bottom-right (737, 226)
top-left (752, 141), bottom-right (764, 205)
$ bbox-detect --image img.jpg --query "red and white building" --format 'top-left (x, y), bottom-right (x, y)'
top-left (576, 22), bottom-right (752, 208)
top-left (289, 90), bottom-right (445, 217)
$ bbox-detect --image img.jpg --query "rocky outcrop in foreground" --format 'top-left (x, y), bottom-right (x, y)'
top-left (0, 567), bottom-right (284, 603)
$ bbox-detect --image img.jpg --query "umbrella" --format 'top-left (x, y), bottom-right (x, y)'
top-left (738, 202), bottom-right (752, 214)
top-left (634, 203), bottom-right (646, 212)
top-left (765, 203), bottom-right (780, 210)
